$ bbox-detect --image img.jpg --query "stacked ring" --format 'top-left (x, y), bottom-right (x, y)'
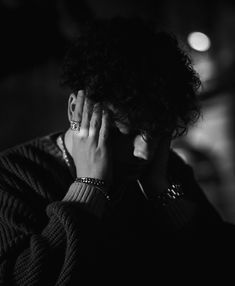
top-left (70, 120), bottom-right (81, 131)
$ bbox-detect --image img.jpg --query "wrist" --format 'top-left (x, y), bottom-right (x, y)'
top-left (63, 181), bottom-right (108, 218)
top-left (75, 177), bottom-right (110, 201)
top-left (155, 182), bottom-right (184, 206)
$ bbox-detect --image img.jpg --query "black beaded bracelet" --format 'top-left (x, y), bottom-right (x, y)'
top-left (75, 177), bottom-right (110, 201)
top-left (156, 183), bottom-right (184, 206)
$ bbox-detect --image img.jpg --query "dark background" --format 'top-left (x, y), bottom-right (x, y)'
top-left (1, 0), bottom-right (235, 223)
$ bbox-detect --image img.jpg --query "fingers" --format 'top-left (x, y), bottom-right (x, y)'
top-left (81, 102), bottom-right (109, 148)
top-left (89, 103), bottom-right (102, 143)
top-left (98, 109), bottom-right (110, 146)
top-left (72, 90), bottom-right (85, 122)
top-left (72, 90), bottom-right (94, 137)
top-left (71, 90), bottom-right (110, 145)
top-left (79, 97), bottom-right (94, 137)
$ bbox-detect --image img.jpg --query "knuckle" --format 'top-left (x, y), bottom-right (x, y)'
top-left (89, 128), bottom-right (96, 137)
top-left (73, 132), bottom-right (82, 139)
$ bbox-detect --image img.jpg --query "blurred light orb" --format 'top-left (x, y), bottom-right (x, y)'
top-left (187, 32), bottom-right (211, 52)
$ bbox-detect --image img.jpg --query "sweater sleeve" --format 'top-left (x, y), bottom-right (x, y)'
top-left (152, 158), bottom-right (224, 235)
top-left (155, 184), bottom-right (222, 232)
top-left (0, 179), bottom-right (106, 285)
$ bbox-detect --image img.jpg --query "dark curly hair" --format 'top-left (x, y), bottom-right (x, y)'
top-left (61, 17), bottom-right (201, 139)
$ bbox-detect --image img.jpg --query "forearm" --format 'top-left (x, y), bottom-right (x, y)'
top-left (0, 183), bottom-right (104, 285)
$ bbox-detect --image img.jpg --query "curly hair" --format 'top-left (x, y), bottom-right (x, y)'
top-left (61, 17), bottom-right (201, 139)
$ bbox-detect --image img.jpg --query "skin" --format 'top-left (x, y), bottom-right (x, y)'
top-left (64, 90), bottom-right (171, 197)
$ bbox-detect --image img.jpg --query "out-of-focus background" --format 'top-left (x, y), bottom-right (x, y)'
top-left (0, 0), bottom-right (235, 223)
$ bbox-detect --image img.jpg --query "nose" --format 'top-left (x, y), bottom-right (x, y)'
top-left (133, 135), bottom-right (151, 161)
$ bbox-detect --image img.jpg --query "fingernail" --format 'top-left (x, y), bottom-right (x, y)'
top-left (94, 103), bottom-right (101, 112)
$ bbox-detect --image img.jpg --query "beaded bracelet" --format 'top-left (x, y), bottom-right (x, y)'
top-left (156, 183), bottom-right (184, 206)
top-left (75, 177), bottom-right (110, 201)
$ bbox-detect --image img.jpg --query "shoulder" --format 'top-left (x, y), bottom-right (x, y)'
top-left (0, 131), bottom-right (64, 197)
top-left (0, 131), bottom-right (62, 167)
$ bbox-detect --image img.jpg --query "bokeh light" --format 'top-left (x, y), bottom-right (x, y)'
top-left (187, 31), bottom-right (211, 52)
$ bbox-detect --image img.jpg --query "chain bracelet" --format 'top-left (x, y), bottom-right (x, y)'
top-left (75, 177), bottom-right (110, 201)
top-left (156, 183), bottom-right (184, 206)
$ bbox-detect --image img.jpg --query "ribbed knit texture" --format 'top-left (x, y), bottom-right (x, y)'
top-left (63, 182), bottom-right (107, 217)
top-left (0, 132), bottom-right (102, 285)
top-left (0, 131), bottom-right (224, 285)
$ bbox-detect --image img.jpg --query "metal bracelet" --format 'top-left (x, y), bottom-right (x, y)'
top-left (75, 177), bottom-right (110, 201)
top-left (156, 183), bottom-right (184, 206)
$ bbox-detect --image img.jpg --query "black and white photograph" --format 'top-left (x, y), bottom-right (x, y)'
top-left (0, 0), bottom-right (235, 284)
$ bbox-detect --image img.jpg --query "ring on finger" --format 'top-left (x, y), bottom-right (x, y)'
top-left (70, 120), bottom-right (81, 132)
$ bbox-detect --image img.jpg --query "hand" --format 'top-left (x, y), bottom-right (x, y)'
top-left (70, 90), bottom-right (112, 185)
top-left (139, 135), bottom-right (171, 196)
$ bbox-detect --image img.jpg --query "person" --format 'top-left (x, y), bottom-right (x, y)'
top-left (0, 17), bottom-right (233, 285)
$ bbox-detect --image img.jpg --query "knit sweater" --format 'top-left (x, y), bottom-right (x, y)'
top-left (0, 131), bottom-right (226, 285)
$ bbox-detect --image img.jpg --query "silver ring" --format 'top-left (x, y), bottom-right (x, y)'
top-left (70, 120), bottom-right (81, 131)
